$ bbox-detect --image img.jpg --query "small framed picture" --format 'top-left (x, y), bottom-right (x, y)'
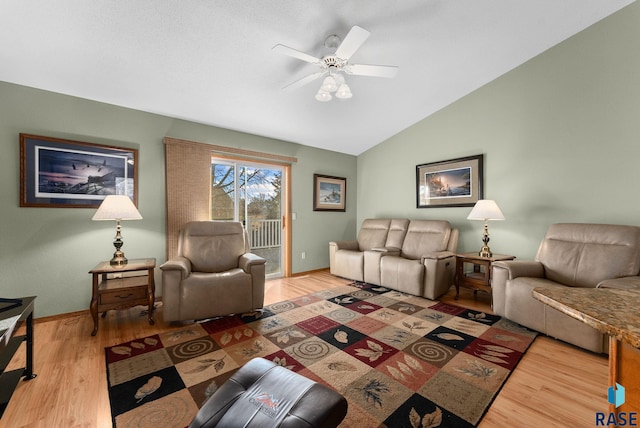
top-left (416, 154), bottom-right (483, 208)
top-left (313, 174), bottom-right (346, 212)
top-left (20, 133), bottom-right (138, 208)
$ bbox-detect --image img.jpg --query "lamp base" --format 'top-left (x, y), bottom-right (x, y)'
top-left (110, 251), bottom-right (128, 266)
top-left (478, 246), bottom-right (492, 258)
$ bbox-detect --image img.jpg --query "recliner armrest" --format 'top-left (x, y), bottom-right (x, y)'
top-left (492, 260), bottom-right (544, 280)
top-left (597, 276), bottom-right (640, 290)
top-left (329, 240), bottom-right (359, 251)
top-left (159, 256), bottom-right (192, 279)
top-left (239, 253), bottom-right (266, 272)
top-left (420, 250), bottom-right (455, 263)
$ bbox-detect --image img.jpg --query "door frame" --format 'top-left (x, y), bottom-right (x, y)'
top-left (210, 153), bottom-right (291, 277)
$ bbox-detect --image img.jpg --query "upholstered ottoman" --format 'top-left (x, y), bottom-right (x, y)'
top-left (189, 358), bottom-right (348, 428)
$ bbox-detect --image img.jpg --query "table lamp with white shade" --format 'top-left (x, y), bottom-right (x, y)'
top-left (92, 195), bottom-right (142, 266)
top-left (467, 199), bottom-right (505, 258)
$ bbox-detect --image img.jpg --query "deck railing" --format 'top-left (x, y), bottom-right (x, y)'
top-left (246, 218), bottom-right (281, 249)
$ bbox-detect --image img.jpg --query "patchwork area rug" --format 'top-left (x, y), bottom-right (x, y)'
top-left (105, 282), bottom-right (537, 427)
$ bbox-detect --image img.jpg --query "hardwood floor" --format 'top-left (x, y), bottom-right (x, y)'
top-left (3, 270), bottom-right (608, 427)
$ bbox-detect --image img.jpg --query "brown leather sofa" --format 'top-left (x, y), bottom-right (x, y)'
top-left (492, 223), bottom-right (640, 353)
top-left (329, 218), bottom-right (458, 299)
top-left (160, 221), bottom-right (266, 322)
top-left (189, 357), bottom-right (347, 428)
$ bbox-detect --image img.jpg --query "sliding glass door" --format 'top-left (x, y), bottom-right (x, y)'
top-left (211, 157), bottom-right (285, 277)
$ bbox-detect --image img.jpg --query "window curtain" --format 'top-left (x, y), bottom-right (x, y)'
top-left (164, 136), bottom-right (297, 261)
top-left (164, 137), bottom-right (212, 260)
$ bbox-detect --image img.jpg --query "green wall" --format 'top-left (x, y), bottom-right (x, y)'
top-left (0, 82), bottom-right (357, 318)
top-left (357, 1), bottom-right (640, 260)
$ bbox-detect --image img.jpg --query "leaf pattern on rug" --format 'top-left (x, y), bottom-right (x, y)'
top-left (410, 407), bottom-right (443, 428)
top-left (492, 334), bottom-right (521, 343)
top-left (467, 312), bottom-right (491, 322)
top-left (386, 354), bottom-right (426, 382)
top-left (456, 359), bottom-right (497, 380)
top-left (355, 340), bottom-right (391, 362)
top-left (375, 309), bottom-right (396, 320)
top-left (237, 340), bottom-right (265, 358)
top-left (270, 328), bottom-right (306, 344)
top-left (397, 303), bottom-right (416, 313)
top-left (334, 330), bottom-right (349, 343)
top-left (327, 361), bottom-right (357, 372)
top-left (475, 344), bottom-right (515, 364)
top-left (271, 356), bottom-right (296, 370)
top-left (357, 304), bottom-right (376, 310)
top-left (135, 376), bottom-right (162, 403)
top-left (144, 337), bottom-right (158, 346)
top-left (204, 380), bottom-right (218, 403)
top-left (383, 329), bottom-right (412, 344)
top-left (111, 346), bottom-right (132, 356)
top-left (435, 332), bottom-right (464, 341)
top-left (357, 379), bottom-right (390, 408)
top-left (168, 329), bottom-right (198, 341)
top-left (402, 320), bottom-right (429, 332)
top-left (421, 312), bottom-right (445, 322)
top-left (309, 301), bottom-right (333, 312)
top-left (334, 296), bottom-right (355, 304)
top-left (184, 356), bottom-right (226, 374)
top-left (220, 328), bottom-right (254, 346)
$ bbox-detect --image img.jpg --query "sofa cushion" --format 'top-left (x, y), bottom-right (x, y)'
top-left (401, 220), bottom-right (451, 260)
top-left (357, 218), bottom-right (392, 251)
top-left (537, 223), bottom-right (640, 287)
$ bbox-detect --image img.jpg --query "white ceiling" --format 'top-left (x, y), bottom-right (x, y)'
top-left (0, 1), bottom-right (634, 155)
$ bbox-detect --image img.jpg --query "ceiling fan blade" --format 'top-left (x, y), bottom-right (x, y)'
top-left (282, 71), bottom-right (326, 92)
top-left (346, 64), bottom-right (399, 78)
top-left (272, 44), bottom-right (321, 64)
top-left (334, 26), bottom-right (370, 61)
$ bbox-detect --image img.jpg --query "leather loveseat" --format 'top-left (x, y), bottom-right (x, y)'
top-left (492, 223), bottom-right (640, 353)
top-left (329, 218), bottom-right (458, 299)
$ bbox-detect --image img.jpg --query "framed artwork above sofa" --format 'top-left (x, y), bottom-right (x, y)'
top-left (416, 154), bottom-right (483, 208)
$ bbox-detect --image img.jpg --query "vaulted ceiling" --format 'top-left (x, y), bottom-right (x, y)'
top-left (0, 1), bottom-right (634, 155)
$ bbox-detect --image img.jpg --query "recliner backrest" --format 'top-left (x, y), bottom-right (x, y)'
top-left (179, 221), bottom-right (248, 273)
top-left (536, 223), bottom-right (640, 287)
top-left (401, 220), bottom-right (452, 260)
top-left (357, 218), bottom-right (392, 251)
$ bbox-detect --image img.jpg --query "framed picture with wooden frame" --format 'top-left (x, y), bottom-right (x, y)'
top-left (416, 154), bottom-right (483, 208)
top-left (313, 174), bottom-right (346, 211)
top-left (20, 133), bottom-right (138, 208)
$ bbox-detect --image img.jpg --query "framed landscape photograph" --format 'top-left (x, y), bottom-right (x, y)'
top-left (313, 174), bottom-right (346, 211)
top-left (20, 133), bottom-right (138, 208)
top-left (416, 154), bottom-right (483, 208)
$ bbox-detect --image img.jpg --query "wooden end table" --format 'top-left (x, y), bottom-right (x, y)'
top-left (454, 252), bottom-right (515, 300)
top-left (89, 258), bottom-right (156, 336)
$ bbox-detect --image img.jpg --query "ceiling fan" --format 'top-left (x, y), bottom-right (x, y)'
top-left (273, 26), bottom-right (399, 101)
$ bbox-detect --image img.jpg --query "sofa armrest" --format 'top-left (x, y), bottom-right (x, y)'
top-left (596, 276), bottom-right (640, 290)
top-left (492, 260), bottom-right (544, 280)
top-left (329, 240), bottom-right (359, 251)
top-left (420, 250), bottom-right (455, 263)
top-left (239, 253), bottom-right (267, 273)
top-left (159, 256), bottom-right (192, 280)
top-left (371, 246), bottom-right (401, 256)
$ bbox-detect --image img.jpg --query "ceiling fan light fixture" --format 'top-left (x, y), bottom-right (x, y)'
top-left (320, 75), bottom-right (338, 92)
top-left (315, 89), bottom-right (332, 102)
top-left (335, 83), bottom-right (352, 99)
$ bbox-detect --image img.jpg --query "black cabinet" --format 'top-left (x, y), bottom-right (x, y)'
top-left (0, 296), bottom-right (36, 418)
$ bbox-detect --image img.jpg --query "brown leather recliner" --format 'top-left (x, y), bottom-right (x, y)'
top-left (492, 223), bottom-right (640, 353)
top-left (160, 221), bottom-right (266, 322)
top-left (188, 358), bottom-right (348, 428)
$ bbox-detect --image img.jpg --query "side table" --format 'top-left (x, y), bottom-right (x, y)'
top-left (455, 252), bottom-right (515, 300)
top-left (89, 258), bottom-right (156, 336)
